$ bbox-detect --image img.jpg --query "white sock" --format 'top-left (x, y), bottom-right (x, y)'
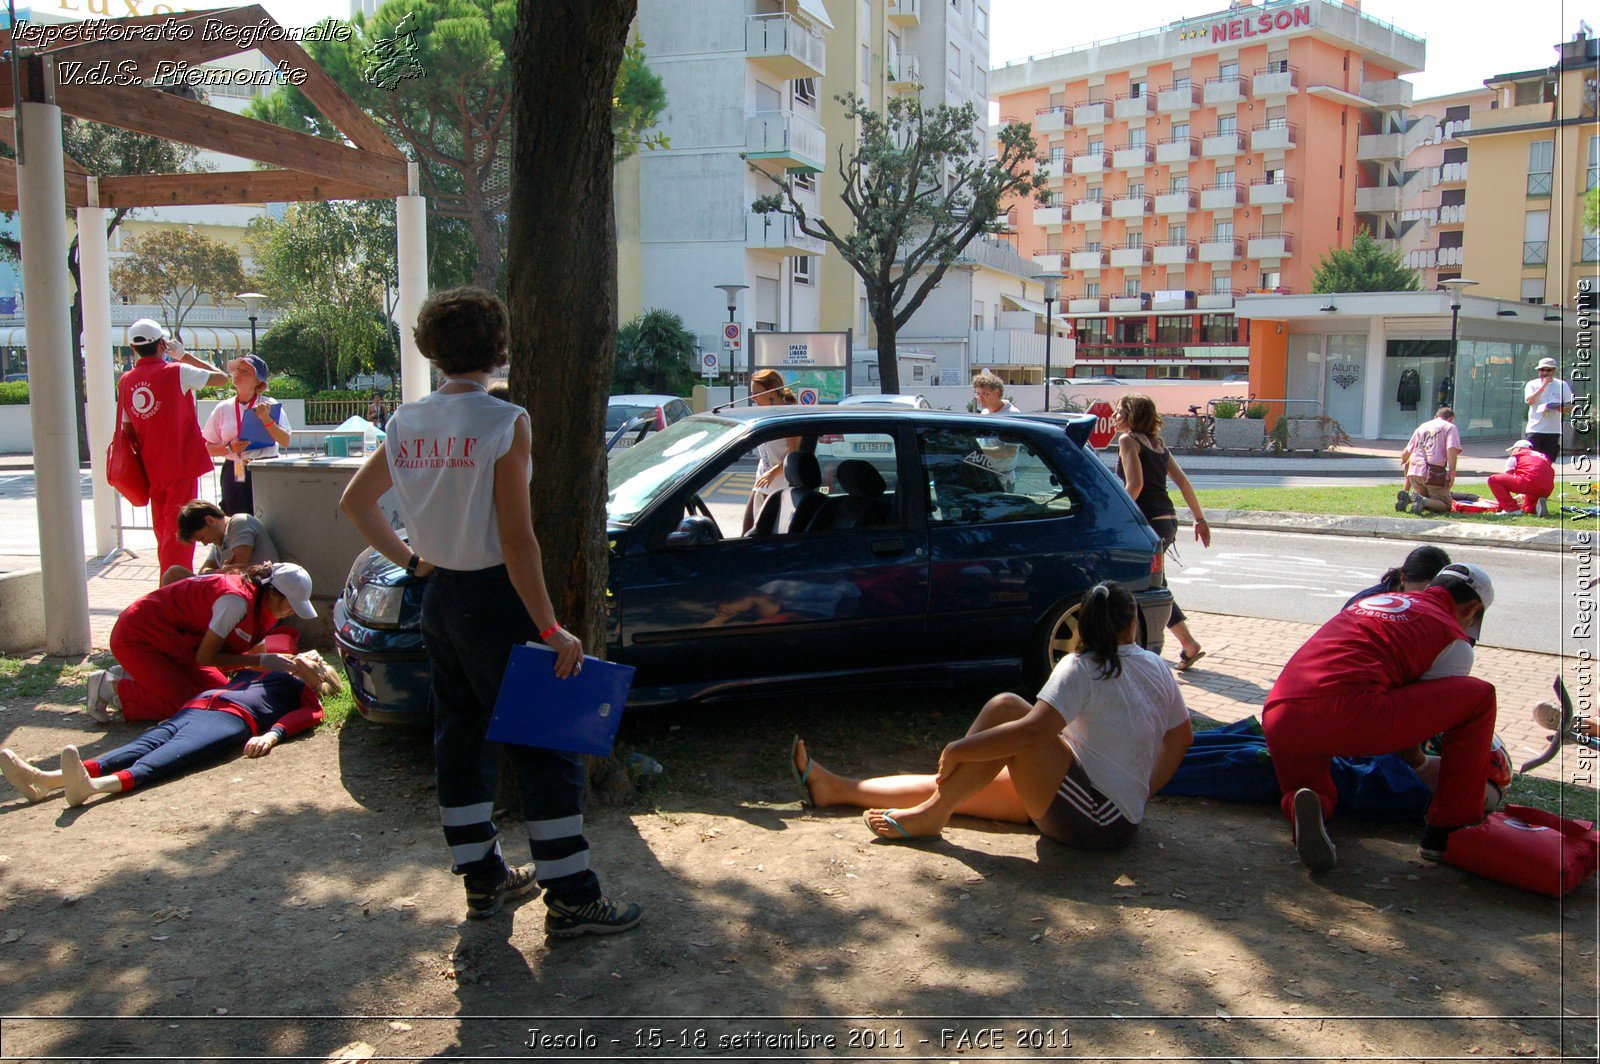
top-left (1, 749), bottom-right (62, 803)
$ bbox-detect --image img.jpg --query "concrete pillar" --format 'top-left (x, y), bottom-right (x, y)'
top-left (1362, 318), bottom-right (1387, 441)
top-left (396, 162), bottom-right (429, 403)
top-left (18, 95), bottom-right (91, 654)
top-left (77, 195), bottom-right (117, 555)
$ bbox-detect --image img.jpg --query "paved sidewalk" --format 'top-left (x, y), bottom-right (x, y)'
top-left (1182, 508), bottom-right (1586, 553)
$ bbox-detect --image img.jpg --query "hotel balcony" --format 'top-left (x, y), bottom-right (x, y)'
top-left (1360, 78), bottom-right (1413, 109)
top-left (1355, 184), bottom-right (1403, 214)
top-left (1109, 245), bottom-right (1149, 268)
top-left (1154, 190), bottom-right (1196, 214)
top-left (1198, 239), bottom-right (1241, 263)
top-left (1199, 184), bottom-right (1242, 210)
top-left (1153, 242), bottom-right (1194, 266)
top-left (1111, 195), bottom-right (1150, 220)
top-left (1197, 292), bottom-right (1236, 310)
top-left (1114, 93), bottom-right (1152, 121)
top-left (1248, 179), bottom-right (1295, 207)
top-left (1434, 160), bottom-right (1468, 185)
top-left (1201, 130), bottom-right (1243, 159)
top-left (745, 14), bottom-right (825, 80)
top-left (1069, 248), bottom-right (1107, 271)
top-left (1033, 205), bottom-right (1065, 227)
top-left (1252, 66), bottom-right (1297, 98)
top-left (887, 53), bottom-right (921, 90)
top-left (1032, 252), bottom-right (1065, 272)
top-left (887, 0), bottom-right (921, 26)
top-left (1151, 291), bottom-right (1194, 311)
top-left (1247, 232), bottom-right (1293, 259)
top-left (1034, 106), bottom-right (1068, 134)
top-left (1070, 200), bottom-right (1106, 223)
top-left (745, 110), bottom-right (825, 174)
top-left (1157, 83), bottom-right (1199, 113)
top-left (1438, 203), bottom-right (1466, 226)
top-left (1155, 137), bottom-right (1196, 164)
top-left (747, 212), bottom-right (824, 256)
top-left (1071, 151), bottom-right (1109, 175)
top-left (1109, 293), bottom-right (1150, 313)
top-left (1068, 296), bottom-right (1107, 314)
top-left (1203, 75), bottom-right (1248, 107)
top-left (1113, 144), bottom-right (1153, 169)
top-left (1251, 122), bottom-right (1296, 153)
top-left (1357, 132), bottom-right (1404, 162)
top-left (1073, 100), bottom-right (1108, 127)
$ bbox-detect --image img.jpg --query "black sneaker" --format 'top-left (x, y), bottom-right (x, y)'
top-left (545, 896), bottom-right (643, 938)
top-left (1418, 825), bottom-right (1453, 862)
top-left (1291, 788), bottom-right (1337, 872)
top-left (465, 864), bottom-right (540, 920)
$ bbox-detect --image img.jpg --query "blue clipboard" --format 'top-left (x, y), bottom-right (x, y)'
top-left (486, 643), bottom-right (634, 756)
top-left (237, 400), bottom-right (282, 454)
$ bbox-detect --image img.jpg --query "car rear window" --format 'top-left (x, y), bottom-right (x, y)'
top-left (606, 404), bottom-right (656, 431)
top-left (919, 428), bottom-right (1076, 525)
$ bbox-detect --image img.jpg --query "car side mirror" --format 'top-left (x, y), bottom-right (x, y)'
top-left (666, 515), bottom-right (719, 547)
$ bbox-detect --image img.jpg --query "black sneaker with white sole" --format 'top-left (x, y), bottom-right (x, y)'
top-left (1418, 824), bottom-right (1455, 862)
top-left (545, 896), bottom-right (643, 938)
top-left (465, 864), bottom-right (540, 919)
top-left (1291, 787), bottom-right (1337, 872)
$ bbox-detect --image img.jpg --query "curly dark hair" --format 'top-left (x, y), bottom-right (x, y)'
top-left (413, 287), bottom-right (510, 375)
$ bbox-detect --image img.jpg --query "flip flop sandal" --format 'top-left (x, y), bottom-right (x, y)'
top-left (1176, 649), bottom-right (1206, 672)
top-left (1519, 676), bottom-right (1573, 774)
top-left (788, 735), bottom-right (814, 808)
top-left (863, 809), bottom-right (938, 842)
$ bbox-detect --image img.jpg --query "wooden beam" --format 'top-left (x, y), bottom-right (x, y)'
top-left (254, 35), bottom-right (406, 162)
top-left (55, 80), bottom-right (408, 193)
top-left (97, 168), bottom-right (391, 208)
top-left (0, 117), bottom-right (91, 176)
top-left (41, 7), bottom-right (277, 89)
top-left (0, 140), bottom-right (90, 208)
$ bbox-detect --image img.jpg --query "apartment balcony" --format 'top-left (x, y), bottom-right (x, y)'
top-left (1112, 144), bottom-right (1153, 169)
top-left (1201, 130), bottom-right (1243, 158)
top-left (1197, 292), bottom-right (1236, 310)
top-left (1033, 205), bottom-right (1064, 227)
top-left (1114, 93), bottom-right (1152, 121)
top-left (1198, 239), bottom-right (1241, 263)
top-left (1073, 100), bottom-right (1108, 127)
top-left (1153, 242), bottom-right (1194, 266)
top-left (745, 14), bottom-right (825, 80)
top-left (1251, 122), bottom-right (1296, 153)
top-left (1247, 232), bottom-right (1293, 259)
top-left (1199, 184), bottom-right (1243, 210)
top-left (1203, 76), bottom-right (1248, 106)
top-left (1248, 179), bottom-right (1295, 207)
top-left (1109, 245), bottom-right (1150, 268)
top-left (1407, 248), bottom-right (1439, 269)
top-left (1355, 184), bottom-right (1403, 214)
top-left (1070, 200), bottom-right (1106, 223)
top-left (887, 0), bottom-right (921, 26)
top-left (1069, 248), bottom-right (1107, 271)
top-left (1154, 190), bottom-right (1196, 214)
top-left (1437, 203), bottom-right (1466, 226)
top-left (1360, 78), bottom-right (1413, 109)
top-left (1157, 83), bottom-right (1199, 113)
top-left (1068, 296), bottom-right (1107, 314)
top-left (1071, 151), bottom-right (1109, 175)
top-left (1032, 252), bottom-right (1065, 272)
top-left (1155, 137), bottom-right (1196, 165)
top-left (1151, 291), bottom-right (1194, 311)
top-left (887, 52), bottom-right (920, 90)
top-left (745, 110), bottom-right (825, 174)
top-left (1357, 132), bottom-right (1404, 162)
top-left (1111, 195), bottom-right (1150, 219)
top-left (747, 212), bottom-right (824, 256)
top-left (1109, 293), bottom-right (1150, 313)
top-left (1475, 101), bottom-right (1554, 133)
top-left (1434, 160), bottom-right (1468, 185)
top-left (971, 328), bottom-right (1046, 368)
top-left (1034, 106), bottom-right (1068, 134)
top-left (1437, 245), bottom-right (1464, 267)
top-left (1252, 66), bottom-right (1297, 98)
top-left (1035, 160), bottom-right (1059, 182)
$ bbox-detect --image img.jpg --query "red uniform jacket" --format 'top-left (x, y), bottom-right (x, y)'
top-left (118, 356), bottom-right (213, 484)
top-left (1268, 586), bottom-right (1469, 703)
top-left (124, 573), bottom-right (278, 656)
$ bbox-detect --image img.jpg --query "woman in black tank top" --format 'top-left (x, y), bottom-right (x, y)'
top-left (1112, 394), bottom-right (1211, 670)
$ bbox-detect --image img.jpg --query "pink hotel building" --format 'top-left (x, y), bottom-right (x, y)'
top-left (992, 0), bottom-right (1428, 379)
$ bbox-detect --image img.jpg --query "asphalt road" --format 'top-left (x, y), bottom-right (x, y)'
top-left (1165, 527), bottom-right (1568, 655)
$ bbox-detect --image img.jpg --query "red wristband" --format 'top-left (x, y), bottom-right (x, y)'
top-left (539, 623), bottom-right (560, 640)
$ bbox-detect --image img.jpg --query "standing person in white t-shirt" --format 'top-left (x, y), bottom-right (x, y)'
top-left (201, 354), bottom-right (291, 516)
top-left (340, 287), bottom-right (641, 938)
top-left (740, 368), bottom-right (800, 534)
top-left (789, 582), bottom-right (1193, 849)
top-left (1524, 356), bottom-right (1573, 463)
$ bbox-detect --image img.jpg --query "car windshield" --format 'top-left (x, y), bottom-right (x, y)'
top-left (606, 403), bottom-right (657, 431)
top-left (607, 416), bottom-right (741, 523)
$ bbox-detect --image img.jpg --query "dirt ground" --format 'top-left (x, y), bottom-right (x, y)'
top-left (0, 659), bottom-right (1597, 1062)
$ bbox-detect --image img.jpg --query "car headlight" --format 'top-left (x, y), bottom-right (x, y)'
top-left (350, 582), bottom-right (405, 627)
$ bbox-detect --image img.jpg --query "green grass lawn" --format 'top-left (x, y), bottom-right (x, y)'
top-left (1192, 481), bottom-right (1600, 529)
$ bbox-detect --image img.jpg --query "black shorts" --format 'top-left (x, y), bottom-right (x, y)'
top-left (1032, 760), bottom-right (1138, 851)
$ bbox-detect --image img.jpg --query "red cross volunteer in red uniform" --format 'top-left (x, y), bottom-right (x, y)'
top-left (1263, 562), bottom-right (1496, 872)
top-left (117, 318), bottom-right (229, 578)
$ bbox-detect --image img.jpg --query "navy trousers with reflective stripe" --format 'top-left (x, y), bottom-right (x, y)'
top-left (421, 565), bottom-right (600, 905)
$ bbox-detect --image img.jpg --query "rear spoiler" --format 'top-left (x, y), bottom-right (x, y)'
top-left (1013, 412), bottom-right (1097, 449)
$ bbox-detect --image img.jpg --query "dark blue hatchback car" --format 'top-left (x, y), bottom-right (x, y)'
top-left (334, 407), bottom-right (1173, 724)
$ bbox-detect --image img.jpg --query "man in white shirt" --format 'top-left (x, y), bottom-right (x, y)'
top-left (1524, 357), bottom-right (1573, 463)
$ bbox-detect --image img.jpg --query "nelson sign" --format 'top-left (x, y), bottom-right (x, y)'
top-left (1176, 2), bottom-right (1313, 46)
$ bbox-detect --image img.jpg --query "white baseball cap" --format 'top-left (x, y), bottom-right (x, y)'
top-left (1536, 357), bottom-right (1558, 370)
top-left (1430, 562), bottom-right (1493, 640)
top-left (128, 318), bottom-right (169, 345)
top-left (266, 563), bottom-right (317, 619)
top-left (1506, 439), bottom-right (1535, 452)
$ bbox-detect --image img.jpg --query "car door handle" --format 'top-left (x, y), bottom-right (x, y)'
top-left (870, 536), bottom-right (908, 556)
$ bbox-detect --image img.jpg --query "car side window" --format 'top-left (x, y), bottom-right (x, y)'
top-left (919, 428), bottom-right (1075, 526)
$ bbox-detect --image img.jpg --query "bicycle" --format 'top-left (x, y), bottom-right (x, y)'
top-left (1186, 404), bottom-right (1216, 450)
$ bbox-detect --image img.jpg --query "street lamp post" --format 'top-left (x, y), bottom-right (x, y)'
top-left (1438, 278), bottom-right (1478, 408)
top-left (1039, 272), bottom-right (1062, 412)
top-left (713, 283), bottom-right (748, 405)
top-left (235, 291), bottom-right (266, 357)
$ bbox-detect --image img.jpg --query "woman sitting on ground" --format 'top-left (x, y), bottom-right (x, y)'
top-left (1341, 545), bottom-right (1452, 611)
top-left (2, 658), bottom-right (338, 808)
top-left (792, 582), bottom-right (1194, 848)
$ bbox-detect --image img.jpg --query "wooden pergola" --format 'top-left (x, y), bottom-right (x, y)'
top-left (1, 5), bottom-right (429, 654)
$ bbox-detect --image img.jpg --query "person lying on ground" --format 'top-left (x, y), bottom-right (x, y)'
top-left (791, 582), bottom-right (1193, 849)
top-left (2, 660), bottom-right (338, 808)
top-left (161, 500), bottom-right (281, 586)
top-left (1342, 546), bottom-right (1452, 611)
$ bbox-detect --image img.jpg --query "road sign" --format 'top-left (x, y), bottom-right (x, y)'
top-left (1087, 400), bottom-right (1116, 449)
top-left (798, 388), bottom-right (819, 405)
top-left (722, 322), bottom-right (743, 350)
top-left (701, 352), bottom-right (718, 378)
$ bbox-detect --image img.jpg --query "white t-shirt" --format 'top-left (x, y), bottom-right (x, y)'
top-left (177, 364), bottom-right (211, 394)
top-left (208, 594), bottom-right (249, 638)
top-left (754, 437), bottom-right (793, 497)
top-left (202, 395), bottom-right (292, 459)
top-left (980, 399), bottom-right (1020, 415)
top-left (1525, 377), bottom-right (1573, 434)
top-left (1036, 644), bottom-right (1191, 822)
top-left (384, 389), bottom-right (523, 571)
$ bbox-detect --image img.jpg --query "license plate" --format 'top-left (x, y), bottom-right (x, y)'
top-left (852, 442), bottom-right (891, 453)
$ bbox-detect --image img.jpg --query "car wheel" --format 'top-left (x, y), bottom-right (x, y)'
top-left (1025, 598), bottom-right (1082, 691)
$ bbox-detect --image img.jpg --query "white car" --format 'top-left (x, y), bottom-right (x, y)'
top-left (836, 393), bottom-right (932, 410)
top-left (607, 394), bottom-right (693, 449)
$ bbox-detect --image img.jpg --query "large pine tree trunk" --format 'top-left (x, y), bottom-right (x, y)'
top-left (508, 0), bottom-right (636, 803)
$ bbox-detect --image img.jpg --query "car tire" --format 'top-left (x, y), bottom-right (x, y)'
top-left (1025, 597), bottom-right (1082, 692)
